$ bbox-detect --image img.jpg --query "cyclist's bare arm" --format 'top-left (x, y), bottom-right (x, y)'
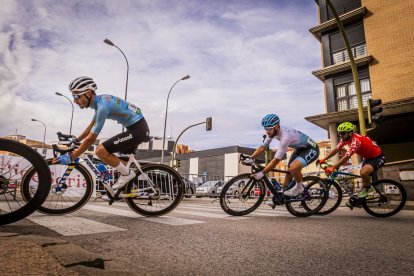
top-left (262, 158), bottom-right (281, 174)
top-left (323, 148), bottom-right (339, 161)
top-left (77, 121), bottom-right (95, 141)
top-left (71, 132), bottom-right (98, 160)
top-left (332, 155), bottom-right (351, 170)
top-left (251, 145), bottom-right (266, 159)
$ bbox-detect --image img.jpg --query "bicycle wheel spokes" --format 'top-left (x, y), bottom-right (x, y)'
top-left (21, 160), bottom-right (93, 215)
top-left (219, 174), bottom-right (265, 216)
top-left (0, 139), bottom-right (51, 225)
top-left (363, 180), bottom-right (407, 217)
top-left (316, 181), bottom-right (342, 216)
top-left (125, 164), bottom-right (184, 216)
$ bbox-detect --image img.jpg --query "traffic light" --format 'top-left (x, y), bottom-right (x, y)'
top-left (206, 117), bottom-right (212, 131)
top-left (367, 98), bottom-right (383, 125)
top-left (176, 159), bottom-right (181, 168)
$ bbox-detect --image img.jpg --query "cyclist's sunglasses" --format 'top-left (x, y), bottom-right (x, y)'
top-left (264, 126), bottom-right (275, 131)
top-left (72, 91), bottom-right (88, 100)
top-left (338, 131), bottom-right (350, 136)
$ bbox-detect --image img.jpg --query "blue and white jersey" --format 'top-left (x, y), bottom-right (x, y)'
top-left (262, 125), bottom-right (317, 160)
top-left (90, 94), bottom-right (144, 135)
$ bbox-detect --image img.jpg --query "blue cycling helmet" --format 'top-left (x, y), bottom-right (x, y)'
top-left (261, 114), bottom-right (280, 128)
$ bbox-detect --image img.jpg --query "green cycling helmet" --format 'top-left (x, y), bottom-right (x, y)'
top-left (337, 122), bottom-right (355, 133)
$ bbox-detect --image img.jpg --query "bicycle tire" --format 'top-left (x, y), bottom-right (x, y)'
top-left (0, 139), bottom-right (51, 225)
top-left (285, 176), bottom-right (328, 217)
top-left (219, 173), bottom-right (265, 216)
top-left (125, 164), bottom-right (184, 216)
top-left (316, 180), bottom-right (343, 216)
top-left (21, 159), bottom-right (93, 215)
top-left (362, 179), bottom-right (407, 218)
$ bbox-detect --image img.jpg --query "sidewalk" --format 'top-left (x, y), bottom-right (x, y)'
top-left (0, 232), bottom-right (133, 275)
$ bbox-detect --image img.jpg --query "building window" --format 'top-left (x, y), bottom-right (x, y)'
top-left (332, 43), bottom-right (367, 65)
top-left (335, 78), bottom-right (372, 111)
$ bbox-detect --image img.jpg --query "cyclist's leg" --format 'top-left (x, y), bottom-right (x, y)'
top-left (284, 146), bottom-right (319, 196)
top-left (99, 119), bottom-right (150, 189)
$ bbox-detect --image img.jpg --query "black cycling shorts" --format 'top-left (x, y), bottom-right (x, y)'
top-left (102, 118), bottom-right (150, 154)
top-left (288, 145), bottom-right (320, 167)
top-left (363, 152), bottom-right (386, 171)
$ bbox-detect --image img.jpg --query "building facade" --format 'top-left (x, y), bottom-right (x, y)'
top-left (306, 0), bottom-right (414, 198)
top-left (307, 0), bottom-right (414, 162)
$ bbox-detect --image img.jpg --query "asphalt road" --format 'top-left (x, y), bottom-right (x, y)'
top-left (2, 198), bottom-right (414, 275)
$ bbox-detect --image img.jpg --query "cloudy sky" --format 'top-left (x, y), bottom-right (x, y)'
top-left (0, 0), bottom-right (327, 150)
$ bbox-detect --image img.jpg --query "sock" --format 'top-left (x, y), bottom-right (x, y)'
top-left (115, 162), bottom-right (129, 175)
top-left (295, 182), bottom-right (303, 189)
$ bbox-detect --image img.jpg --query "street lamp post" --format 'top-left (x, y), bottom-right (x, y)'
top-left (104, 38), bottom-right (129, 132)
top-left (31, 118), bottom-right (47, 157)
top-left (160, 75), bottom-right (190, 164)
top-left (55, 92), bottom-right (74, 135)
top-left (171, 117), bottom-right (212, 168)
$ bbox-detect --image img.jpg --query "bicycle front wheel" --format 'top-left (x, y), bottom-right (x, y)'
top-left (316, 180), bottom-right (343, 216)
top-left (21, 159), bottom-right (94, 215)
top-left (0, 139), bottom-right (51, 226)
top-left (362, 179), bottom-right (407, 217)
top-left (125, 164), bottom-right (184, 216)
top-left (286, 176), bottom-right (328, 217)
top-left (219, 173), bottom-right (265, 216)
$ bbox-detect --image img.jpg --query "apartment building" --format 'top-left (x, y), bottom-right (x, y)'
top-left (306, 0), bottom-right (414, 198)
top-left (306, 0), bottom-right (414, 163)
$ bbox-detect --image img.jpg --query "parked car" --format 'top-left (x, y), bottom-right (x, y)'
top-left (217, 180), bottom-right (250, 196)
top-left (182, 177), bottom-right (197, 198)
top-left (195, 181), bottom-right (225, 198)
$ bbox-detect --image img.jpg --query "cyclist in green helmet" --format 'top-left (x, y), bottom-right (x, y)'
top-left (317, 122), bottom-right (385, 208)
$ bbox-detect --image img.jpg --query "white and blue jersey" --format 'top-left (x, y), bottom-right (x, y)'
top-left (90, 94), bottom-right (144, 135)
top-left (262, 125), bottom-right (318, 165)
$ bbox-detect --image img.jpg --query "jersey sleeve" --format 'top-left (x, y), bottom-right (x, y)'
top-left (274, 136), bottom-right (290, 160)
top-left (344, 137), bottom-right (361, 157)
top-left (91, 107), bottom-right (110, 135)
top-left (262, 135), bottom-right (273, 147)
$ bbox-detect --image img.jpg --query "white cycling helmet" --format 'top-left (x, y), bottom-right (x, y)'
top-left (69, 76), bottom-right (97, 93)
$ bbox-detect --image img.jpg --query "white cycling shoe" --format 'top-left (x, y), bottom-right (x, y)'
top-left (283, 185), bottom-right (304, 197)
top-left (112, 170), bottom-right (136, 190)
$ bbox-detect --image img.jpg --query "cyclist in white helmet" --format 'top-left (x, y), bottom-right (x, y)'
top-left (54, 76), bottom-right (150, 190)
top-left (246, 114), bottom-right (319, 197)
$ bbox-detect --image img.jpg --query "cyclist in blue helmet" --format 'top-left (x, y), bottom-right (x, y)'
top-left (54, 76), bottom-right (150, 190)
top-left (245, 114), bottom-right (319, 198)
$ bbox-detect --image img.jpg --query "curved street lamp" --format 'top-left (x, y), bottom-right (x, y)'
top-left (104, 38), bottom-right (129, 132)
top-left (31, 118), bottom-right (47, 157)
top-left (160, 75), bottom-right (190, 164)
top-left (55, 92), bottom-right (74, 135)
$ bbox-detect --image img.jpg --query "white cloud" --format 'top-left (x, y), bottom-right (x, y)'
top-left (0, 0), bottom-right (326, 151)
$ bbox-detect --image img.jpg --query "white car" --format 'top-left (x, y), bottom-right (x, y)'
top-left (196, 181), bottom-right (225, 198)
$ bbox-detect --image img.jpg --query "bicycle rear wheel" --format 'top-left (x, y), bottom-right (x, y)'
top-left (315, 180), bottom-right (342, 216)
top-left (125, 164), bottom-right (184, 216)
top-left (362, 179), bottom-right (407, 217)
top-left (285, 176), bottom-right (328, 217)
top-left (21, 159), bottom-right (93, 215)
top-left (0, 139), bottom-right (51, 225)
top-left (219, 173), bottom-right (265, 216)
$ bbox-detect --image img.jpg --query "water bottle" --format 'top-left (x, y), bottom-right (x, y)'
top-left (97, 163), bottom-right (112, 181)
top-left (270, 178), bottom-right (282, 192)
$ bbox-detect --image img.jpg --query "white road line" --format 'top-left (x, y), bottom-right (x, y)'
top-left (27, 213), bottom-right (126, 236)
top-left (83, 204), bottom-right (204, 226)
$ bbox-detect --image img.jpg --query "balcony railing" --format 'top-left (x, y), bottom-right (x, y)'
top-left (332, 43), bottom-right (367, 65)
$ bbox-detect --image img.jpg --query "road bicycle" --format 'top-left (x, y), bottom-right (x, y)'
top-left (219, 154), bottom-right (329, 217)
top-left (0, 138), bottom-right (51, 226)
top-left (21, 132), bottom-right (184, 216)
top-left (316, 161), bottom-right (407, 217)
